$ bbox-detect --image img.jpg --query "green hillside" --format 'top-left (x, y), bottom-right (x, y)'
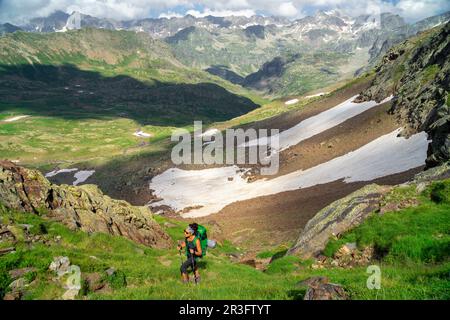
top-left (0, 28), bottom-right (264, 165)
top-left (168, 26), bottom-right (370, 98)
top-left (1, 178), bottom-right (449, 300)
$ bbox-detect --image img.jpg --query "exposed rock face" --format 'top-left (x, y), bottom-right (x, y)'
top-left (288, 163), bottom-right (450, 260)
top-left (243, 55), bottom-right (299, 92)
top-left (244, 25), bottom-right (265, 39)
top-left (205, 65), bottom-right (245, 85)
top-left (288, 184), bottom-right (390, 258)
top-left (49, 256), bottom-right (71, 277)
top-left (358, 22), bottom-right (450, 166)
top-left (0, 161), bottom-right (171, 248)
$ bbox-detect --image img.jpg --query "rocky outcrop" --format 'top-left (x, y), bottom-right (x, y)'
top-left (288, 184), bottom-right (391, 258)
top-left (288, 163), bottom-right (450, 260)
top-left (0, 161), bottom-right (171, 248)
top-left (358, 22), bottom-right (450, 167)
top-left (297, 276), bottom-right (348, 300)
top-left (244, 25), bottom-right (265, 40)
top-left (311, 244), bottom-right (375, 269)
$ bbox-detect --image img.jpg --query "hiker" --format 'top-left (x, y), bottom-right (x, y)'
top-left (177, 225), bottom-right (202, 284)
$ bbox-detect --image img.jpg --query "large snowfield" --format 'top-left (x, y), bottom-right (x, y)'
top-left (150, 128), bottom-right (429, 218)
top-left (244, 95), bottom-right (393, 151)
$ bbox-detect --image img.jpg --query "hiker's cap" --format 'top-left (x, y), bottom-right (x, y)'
top-left (185, 226), bottom-right (195, 234)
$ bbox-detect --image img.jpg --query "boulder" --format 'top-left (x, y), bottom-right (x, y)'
top-left (49, 256), bottom-right (71, 277)
top-left (62, 289), bottom-right (79, 300)
top-left (332, 245), bottom-right (375, 268)
top-left (0, 161), bottom-right (171, 248)
top-left (297, 276), bottom-right (348, 300)
top-left (8, 277), bottom-right (28, 292)
top-left (106, 267), bottom-right (116, 277)
top-left (83, 273), bottom-right (108, 292)
top-left (3, 291), bottom-right (21, 300)
top-left (9, 267), bottom-right (37, 280)
top-left (288, 184), bottom-right (390, 258)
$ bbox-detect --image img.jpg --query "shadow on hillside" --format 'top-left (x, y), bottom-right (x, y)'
top-left (0, 63), bottom-right (259, 126)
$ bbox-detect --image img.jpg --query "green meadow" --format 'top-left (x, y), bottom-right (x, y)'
top-left (1, 180), bottom-right (449, 300)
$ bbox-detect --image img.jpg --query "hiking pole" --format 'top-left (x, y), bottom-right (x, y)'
top-left (191, 251), bottom-right (197, 285)
top-left (178, 242), bottom-right (183, 277)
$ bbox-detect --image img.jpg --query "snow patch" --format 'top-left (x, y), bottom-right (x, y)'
top-left (73, 170), bottom-right (96, 186)
top-left (4, 115), bottom-right (30, 122)
top-left (45, 168), bottom-right (79, 178)
top-left (133, 130), bottom-right (152, 138)
top-left (149, 129), bottom-right (429, 218)
top-left (285, 99), bottom-right (299, 105)
top-left (45, 168), bottom-right (95, 186)
top-left (304, 92), bottom-right (328, 99)
top-left (196, 128), bottom-right (220, 138)
top-left (244, 95), bottom-right (393, 151)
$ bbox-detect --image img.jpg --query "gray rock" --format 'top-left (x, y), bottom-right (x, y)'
top-left (62, 288), bottom-right (79, 300)
top-left (106, 267), bottom-right (116, 277)
top-left (288, 184), bottom-right (390, 258)
top-left (8, 277), bottom-right (28, 292)
top-left (415, 182), bottom-right (428, 194)
top-left (0, 160), bottom-right (172, 249)
top-left (9, 267), bottom-right (37, 280)
top-left (49, 256), bottom-right (71, 277)
top-left (297, 276), bottom-right (348, 300)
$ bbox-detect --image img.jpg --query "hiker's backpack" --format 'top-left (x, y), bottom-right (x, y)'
top-left (196, 225), bottom-right (208, 257)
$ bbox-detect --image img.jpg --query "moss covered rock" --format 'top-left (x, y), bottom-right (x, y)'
top-left (0, 160), bottom-right (171, 249)
top-left (288, 184), bottom-right (391, 258)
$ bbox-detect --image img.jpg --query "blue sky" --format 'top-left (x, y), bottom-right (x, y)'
top-left (1, 0), bottom-right (449, 24)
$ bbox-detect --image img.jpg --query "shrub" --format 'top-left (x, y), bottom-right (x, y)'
top-left (0, 270), bottom-right (11, 299)
top-left (104, 270), bottom-right (127, 289)
top-left (430, 181), bottom-right (450, 204)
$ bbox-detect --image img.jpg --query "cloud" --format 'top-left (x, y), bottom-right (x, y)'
top-left (276, 2), bottom-right (298, 18)
top-left (395, 0), bottom-right (450, 21)
top-left (159, 11), bottom-right (184, 19)
top-left (184, 8), bottom-right (256, 18)
top-left (1, 0), bottom-right (449, 24)
top-left (0, 0), bottom-right (188, 23)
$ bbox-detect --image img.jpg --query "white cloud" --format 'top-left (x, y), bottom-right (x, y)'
top-left (276, 2), bottom-right (298, 18)
top-left (1, 0), bottom-right (449, 24)
top-left (185, 8), bottom-right (256, 18)
top-left (0, 0), bottom-right (188, 23)
top-left (395, 0), bottom-right (450, 21)
top-left (158, 12), bottom-right (184, 19)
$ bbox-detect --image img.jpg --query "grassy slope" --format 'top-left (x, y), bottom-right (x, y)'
top-left (168, 27), bottom-right (370, 98)
top-left (1, 178), bottom-right (449, 300)
top-left (0, 29), bottom-right (267, 166)
top-left (246, 50), bottom-right (364, 98)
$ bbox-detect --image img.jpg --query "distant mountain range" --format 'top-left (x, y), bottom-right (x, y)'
top-left (1, 9), bottom-right (449, 96)
top-left (0, 23), bottom-right (22, 35)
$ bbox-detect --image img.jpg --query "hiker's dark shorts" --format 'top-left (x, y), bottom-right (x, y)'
top-left (180, 257), bottom-right (197, 274)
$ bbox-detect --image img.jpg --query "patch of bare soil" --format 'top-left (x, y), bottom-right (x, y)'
top-left (240, 76), bottom-right (372, 132)
top-left (259, 100), bottom-right (400, 179)
top-left (197, 167), bottom-right (423, 254)
top-left (175, 77), bottom-right (375, 175)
